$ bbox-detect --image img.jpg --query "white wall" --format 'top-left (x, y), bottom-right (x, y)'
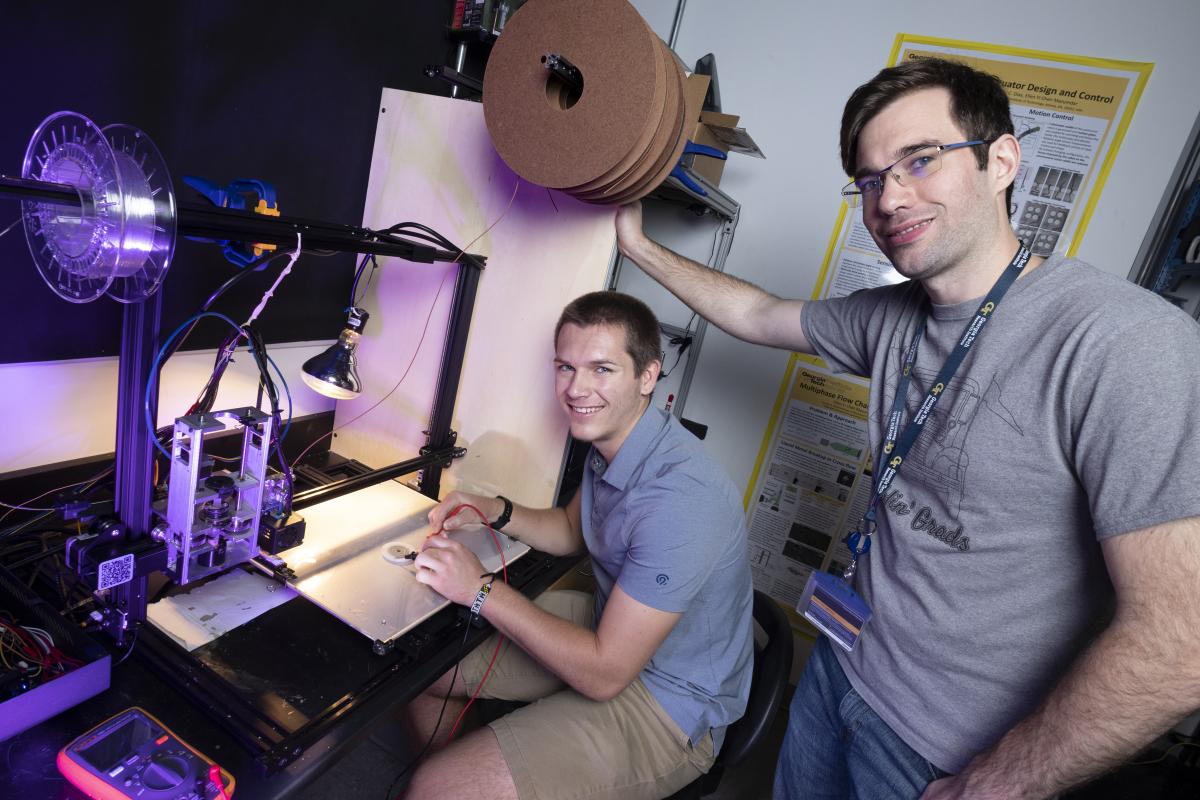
top-left (0, 340), bottom-right (334, 474)
top-left (632, 0), bottom-right (1200, 494)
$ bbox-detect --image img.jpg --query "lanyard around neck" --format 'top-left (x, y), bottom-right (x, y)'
top-left (844, 245), bottom-right (1032, 574)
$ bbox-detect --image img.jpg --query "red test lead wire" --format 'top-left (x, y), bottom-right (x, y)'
top-left (209, 763), bottom-right (232, 800)
top-left (435, 503), bottom-right (509, 743)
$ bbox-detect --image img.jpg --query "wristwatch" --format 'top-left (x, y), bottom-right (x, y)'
top-left (493, 495), bottom-right (513, 531)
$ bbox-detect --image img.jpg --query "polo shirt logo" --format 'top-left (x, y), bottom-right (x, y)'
top-left (656, 573), bottom-right (669, 586)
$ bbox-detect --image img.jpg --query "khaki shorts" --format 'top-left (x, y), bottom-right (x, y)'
top-left (459, 590), bottom-right (715, 800)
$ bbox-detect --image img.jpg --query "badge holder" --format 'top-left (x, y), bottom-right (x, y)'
top-left (798, 527), bottom-right (873, 653)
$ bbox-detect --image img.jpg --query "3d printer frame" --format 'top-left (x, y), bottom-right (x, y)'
top-left (1, 172), bottom-right (498, 776)
top-left (120, 204), bottom-right (487, 775)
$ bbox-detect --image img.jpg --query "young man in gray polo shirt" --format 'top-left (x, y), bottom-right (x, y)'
top-left (404, 291), bottom-right (754, 800)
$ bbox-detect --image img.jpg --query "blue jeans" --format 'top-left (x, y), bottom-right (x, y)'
top-left (773, 637), bottom-right (946, 799)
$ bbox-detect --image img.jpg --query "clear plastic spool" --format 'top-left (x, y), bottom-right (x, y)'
top-left (20, 111), bottom-right (175, 304)
top-left (102, 123), bottom-right (176, 303)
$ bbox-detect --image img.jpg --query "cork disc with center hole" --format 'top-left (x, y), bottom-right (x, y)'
top-left (483, 0), bottom-right (662, 189)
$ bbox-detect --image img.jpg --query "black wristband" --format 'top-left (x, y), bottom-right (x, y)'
top-left (493, 495), bottom-right (513, 531)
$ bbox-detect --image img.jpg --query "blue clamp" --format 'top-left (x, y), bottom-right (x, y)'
top-left (669, 141), bottom-right (727, 197)
top-left (183, 176), bottom-right (281, 267)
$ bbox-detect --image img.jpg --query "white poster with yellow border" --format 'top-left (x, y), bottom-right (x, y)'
top-left (744, 355), bottom-right (872, 610)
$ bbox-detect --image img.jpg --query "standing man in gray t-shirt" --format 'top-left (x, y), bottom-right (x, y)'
top-left (404, 291), bottom-right (753, 800)
top-left (615, 56), bottom-right (1200, 798)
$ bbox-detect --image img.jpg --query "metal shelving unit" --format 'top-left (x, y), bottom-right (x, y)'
top-left (610, 163), bottom-right (741, 422)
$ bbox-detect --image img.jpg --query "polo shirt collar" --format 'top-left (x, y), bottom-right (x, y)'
top-left (592, 405), bottom-right (666, 491)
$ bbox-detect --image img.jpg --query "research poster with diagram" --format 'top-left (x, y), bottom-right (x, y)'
top-left (744, 357), bottom-right (873, 609)
top-left (816, 36), bottom-right (1152, 299)
top-left (745, 37), bottom-right (1151, 614)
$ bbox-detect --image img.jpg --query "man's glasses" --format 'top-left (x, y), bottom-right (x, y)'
top-left (840, 140), bottom-right (988, 208)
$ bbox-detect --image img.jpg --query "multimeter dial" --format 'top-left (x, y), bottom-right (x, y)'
top-left (142, 753), bottom-right (193, 790)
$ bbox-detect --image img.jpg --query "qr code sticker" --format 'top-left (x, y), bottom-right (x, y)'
top-left (98, 554), bottom-right (135, 590)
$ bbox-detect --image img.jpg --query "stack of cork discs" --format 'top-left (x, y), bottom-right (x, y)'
top-left (483, 0), bottom-right (696, 205)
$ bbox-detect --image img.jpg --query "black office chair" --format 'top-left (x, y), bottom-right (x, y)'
top-left (667, 589), bottom-right (794, 800)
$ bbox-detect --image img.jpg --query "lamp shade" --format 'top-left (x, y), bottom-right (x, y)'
top-left (301, 307), bottom-right (369, 400)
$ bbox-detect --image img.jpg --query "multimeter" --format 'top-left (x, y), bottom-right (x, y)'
top-left (57, 707), bottom-right (235, 799)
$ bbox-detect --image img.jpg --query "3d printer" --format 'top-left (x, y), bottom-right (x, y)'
top-left (0, 110), bottom-right (550, 778)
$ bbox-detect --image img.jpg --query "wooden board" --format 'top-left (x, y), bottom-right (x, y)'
top-left (331, 89), bottom-right (616, 508)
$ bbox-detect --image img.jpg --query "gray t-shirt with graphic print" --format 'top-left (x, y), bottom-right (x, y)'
top-left (801, 253), bottom-right (1200, 772)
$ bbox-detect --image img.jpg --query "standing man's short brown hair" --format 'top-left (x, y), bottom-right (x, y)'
top-left (841, 57), bottom-right (1016, 210)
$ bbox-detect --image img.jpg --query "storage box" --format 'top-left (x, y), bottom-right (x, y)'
top-left (679, 73), bottom-right (764, 188)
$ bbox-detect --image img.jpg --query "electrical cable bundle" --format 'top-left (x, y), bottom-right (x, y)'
top-left (145, 247), bottom-right (298, 465)
top-left (242, 325), bottom-right (294, 514)
top-left (144, 235), bottom-right (302, 515)
top-left (0, 613), bottom-right (84, 695)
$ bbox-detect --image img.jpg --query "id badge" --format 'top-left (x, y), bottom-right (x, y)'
top-left (799, 571), bottom-right (872, 652)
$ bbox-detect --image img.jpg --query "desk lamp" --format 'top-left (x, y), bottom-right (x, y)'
top-left (301, 307), bottom-right (369, 399)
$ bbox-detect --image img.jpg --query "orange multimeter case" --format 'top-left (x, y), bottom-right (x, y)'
top-left (57, 706), bottom-right (234, 799)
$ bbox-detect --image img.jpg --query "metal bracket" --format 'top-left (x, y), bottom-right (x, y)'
top-left (251, 555), bottom-right (297, 584)
top-left (420, 428), bottom-right (456, 446)
top-left (542, 53), bottom-right (583, 95)
top-left (419, 430), bottom-right (466, 468)
top-left (417, 448), bottom-right (467, 470)
top-left (657, 166), bottom-right (739, 220)
top-left (423, 63), bottom-right (484, 96)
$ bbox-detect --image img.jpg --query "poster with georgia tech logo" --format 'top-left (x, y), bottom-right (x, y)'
top-left (742, 356), bottom-right (872, 613)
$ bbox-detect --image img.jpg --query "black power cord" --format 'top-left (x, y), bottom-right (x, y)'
top-left (661, 312), bottom-right (698, 379)
top-left (382, 620), bottom-right (476, 800)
